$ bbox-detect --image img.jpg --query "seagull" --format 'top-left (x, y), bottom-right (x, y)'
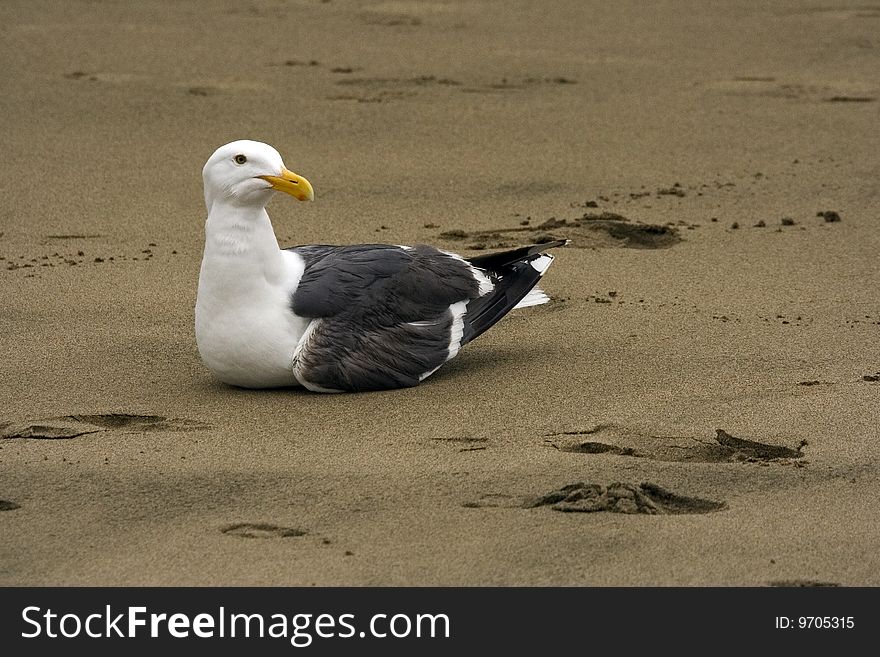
top-left (195, 140), bottom-right (566, 392)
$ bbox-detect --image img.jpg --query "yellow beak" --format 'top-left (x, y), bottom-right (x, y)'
top-left (258, 167), bottom-right (314, 201)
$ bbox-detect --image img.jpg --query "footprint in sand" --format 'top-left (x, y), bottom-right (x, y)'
top-left (221, 523), bottom-right (307, 539)
top-left (528, 482), bottom-right (727, 514)
top-left (0, 500), bottom-right (21, 511)
top-left (465, 482), bottom-right (726, 515)
top-left (1, 414), bottom-right (209, 440)
top-left (546, 426), bottom-right (805, 464)
top-left (438, 212), bottom-right (681, 251)
top-left (557, 442), bottom-right (638, 456)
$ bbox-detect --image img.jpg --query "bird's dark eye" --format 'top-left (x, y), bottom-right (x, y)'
top-left (233, 154), bottom-right (247, 165)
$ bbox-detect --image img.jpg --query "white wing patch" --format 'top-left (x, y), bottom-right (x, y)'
top-left (513, 288), bottom-right (550, 309)
top-left (419, 298), bottom-right (469, 382)
top-left (446, 300), bottom-right (469, 361)
top-left (529, 253), bottom-right (554, 274)
top-left (473, 268), bottom-right (494, 296)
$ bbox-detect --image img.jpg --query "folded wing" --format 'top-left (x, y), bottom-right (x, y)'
top-left (286, 240), bottom-right (565, 392)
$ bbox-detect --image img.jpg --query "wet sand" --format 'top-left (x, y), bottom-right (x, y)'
top-left (1, 0), bottom-right (879, 585)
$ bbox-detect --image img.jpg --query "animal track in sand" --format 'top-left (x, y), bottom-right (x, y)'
top-left (221, 523), bottom-right (307, 539)
top-left (464, 482), bottom-right (726, 515)
top-left (450, 181), bottom-right (844, 250)
top-left (0, 500), bottom-right (21, 511)
top-left (528, 482), bottom-right (726, 514)
top-left (438, 213), bottom-right (681, 251)
top-left (1, 414), bottom-right (209, 440)
top-left (545, 425), bottom-right (805, 464)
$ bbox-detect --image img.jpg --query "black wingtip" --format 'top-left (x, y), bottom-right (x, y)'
top-left (465, 239), bottom-right (568, 271)
top-left (459, 241), bottom-right (564, 345)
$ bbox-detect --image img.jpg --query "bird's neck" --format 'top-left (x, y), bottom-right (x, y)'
top-left (205, 200), bottom-right (280, 254)
top-left (202, 201), bottom-right (287, 282)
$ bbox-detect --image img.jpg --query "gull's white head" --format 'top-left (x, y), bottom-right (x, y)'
top-left (202, 139), bottom-right (314, 211)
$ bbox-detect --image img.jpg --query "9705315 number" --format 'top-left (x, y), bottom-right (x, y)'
top-left (798, 617), bottom-right (854, 629)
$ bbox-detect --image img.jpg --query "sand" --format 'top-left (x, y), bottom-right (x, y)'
top-left (1, 0), bottom-right (878, 586)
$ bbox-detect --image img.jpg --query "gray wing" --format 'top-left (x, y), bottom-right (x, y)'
top-left (286, 244), bottom-right (482, 392)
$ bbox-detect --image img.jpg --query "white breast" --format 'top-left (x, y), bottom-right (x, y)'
top-left (196, 248), bottom-right (309, 388)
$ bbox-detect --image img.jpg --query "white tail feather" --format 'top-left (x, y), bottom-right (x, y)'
top-left (529, 253), bottom-right (554, 274)
top-left (513, 288), bottom-right (550, 309)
